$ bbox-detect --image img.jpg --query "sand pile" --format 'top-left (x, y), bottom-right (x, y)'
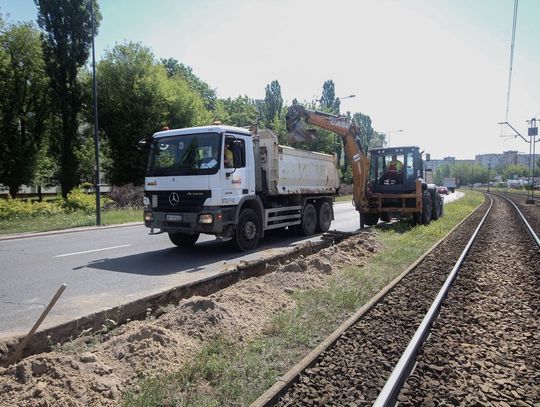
top-left (0, 232), bottom-right (378, 406)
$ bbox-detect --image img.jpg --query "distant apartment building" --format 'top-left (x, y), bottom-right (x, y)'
top-left (425, 156), bottom-right (474, 173)
top-left (425, 156), bottom-right (455, 173)
top-left (475, 150), bottom-right (537, 168)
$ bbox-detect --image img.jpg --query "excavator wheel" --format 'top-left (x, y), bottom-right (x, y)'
top-left (421, 191), bottom-right (432, 225)
top-left (431, 192), bottom-right (441, 221)
top-left (361, 213), bottom-right (379, 228)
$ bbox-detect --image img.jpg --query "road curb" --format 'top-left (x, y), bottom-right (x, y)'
top-left (0, 222), bottom-right (143, 241)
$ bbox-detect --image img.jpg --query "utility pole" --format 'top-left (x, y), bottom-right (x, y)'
top-left (527, 118), bottom-right (538, 204)
top-left (91, 0), bottom-right (101, 225)
top-left (487, 162), bottom-right (491, 193)
top-left (498, 119), bottom-right (538, 204)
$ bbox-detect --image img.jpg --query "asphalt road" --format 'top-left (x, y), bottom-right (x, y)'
top-left (0, 192), bottom-right (463, 338)
top-left (0, 202), bottom-right (360, 337)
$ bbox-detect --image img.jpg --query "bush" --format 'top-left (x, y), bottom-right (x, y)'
top-left (63, 187), bottom-right (111, 214)
top-left (0, 196), bottom-right (63, 220)
top-left (109, 184), bottom-right (144, 208)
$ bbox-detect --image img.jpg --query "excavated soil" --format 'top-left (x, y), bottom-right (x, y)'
top-left (0, 233), bottom-right (378, 407)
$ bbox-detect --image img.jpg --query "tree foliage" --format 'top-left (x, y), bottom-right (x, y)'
top-left (97, 42), bottom-right (210, 185)
top-left (320, 80), bottom-right (336, 112)
top-left (213, 96), bottom-right (258, 128)
top-left (503, 164), bottom-right (529, 180)
top-left (353, 112), bottom-right (383, 152)
top-left (262, 80), bottom-right (283, 128)
top-left (35, 0), bottom-right (101, 196)
top-left (160, 58), bottom-right (216, 110)
top-left (0, 19), bottom-right (49, 197)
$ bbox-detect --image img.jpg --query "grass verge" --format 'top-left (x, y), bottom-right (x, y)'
top-left (335, 194), bottom-right (353, 203)
top-left (123, 191), bottom-right (485, 406)
top-left (0, 208), bottom-right (142, 235)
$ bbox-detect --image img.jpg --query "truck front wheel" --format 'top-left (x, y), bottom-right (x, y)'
top-left (234, 208), bottom-right (260, 251)
top-left (169, 232), bottom-right (199, 247)
top-left (317, 201), bottom-right (332, 232)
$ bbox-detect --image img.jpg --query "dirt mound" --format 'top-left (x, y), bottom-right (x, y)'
top-left (158, 280), bottom-right (294, 342)
top-left (0, 233), bottom-right (378, 406)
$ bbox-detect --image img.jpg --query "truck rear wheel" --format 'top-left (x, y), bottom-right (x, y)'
top-left (169, 232), bottom-right (199, 247)
top-left (317, 201), bottom-right (332, 232)
top-left (300, 203), bottom-right (317, 236)
top-left (233, 208), bottom-right (260, 251)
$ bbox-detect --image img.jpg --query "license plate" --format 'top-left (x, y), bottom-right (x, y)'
top-left (166, 214), bottom-right (183, 221)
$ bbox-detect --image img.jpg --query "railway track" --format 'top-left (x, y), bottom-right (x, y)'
top-left (253, 193), bottom-right (539, 406)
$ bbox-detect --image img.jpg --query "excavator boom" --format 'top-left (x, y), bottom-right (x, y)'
top-left (286, 105), bottom-right (370, 210)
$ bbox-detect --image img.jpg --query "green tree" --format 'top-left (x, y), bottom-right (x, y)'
top-left (320, 80), bottom-right (336, 112)
top-left (503, 164), bottom-right (528, 180)
top-left (434, 164), bottom-right (452, 185)
top-left (160, 58), bottom-right (216, 110)
top-left (31, 132), bottom-right (58, 200)
top-left (214, 96), bottom-right (258, 127)
top-left (262, 80), bottom-right (283, 128)
top-left (452, 163), bottom-right (491, 185)
top-left (97, 42), bottom-right (208, 185)
top-left (0, 20), bottom-right (49, 197)
top-left (35, 0), bottom-right (102, 197)
top-left (353, 112), bottom-right (381, 151)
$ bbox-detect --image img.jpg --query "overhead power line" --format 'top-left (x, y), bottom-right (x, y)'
top-left (505, 0), bottom-right (519, 122)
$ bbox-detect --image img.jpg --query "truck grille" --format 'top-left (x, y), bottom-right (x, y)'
top-left (147, 190), bottom-right (211, 213)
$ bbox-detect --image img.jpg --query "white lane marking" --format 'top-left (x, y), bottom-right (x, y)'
top-left (54, 244), bottom-right (132, 258)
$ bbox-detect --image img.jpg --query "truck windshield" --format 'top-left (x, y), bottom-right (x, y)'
top-left (147, 133), bottom-right (221, 176)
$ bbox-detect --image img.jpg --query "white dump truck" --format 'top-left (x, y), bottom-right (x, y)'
top-left (140, 125), bottom-right (340, 251)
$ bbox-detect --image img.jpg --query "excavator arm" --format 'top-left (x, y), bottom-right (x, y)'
top-left (286, 105), bottom-right (370, 211)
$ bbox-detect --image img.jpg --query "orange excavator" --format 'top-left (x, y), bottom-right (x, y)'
top-left (286, 105), bottom-right (443, 228)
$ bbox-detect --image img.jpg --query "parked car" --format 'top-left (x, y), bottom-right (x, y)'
top-left (437, 186), bottom-right (449, 195)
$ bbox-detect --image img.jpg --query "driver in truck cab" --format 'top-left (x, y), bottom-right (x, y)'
top-left (224, 143), bottom-right (234, 168)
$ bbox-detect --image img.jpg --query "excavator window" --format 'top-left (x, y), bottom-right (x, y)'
top-left (405, 152), bottom-right (415, 181)
top-left (378, 154), bottom-right (404, 184)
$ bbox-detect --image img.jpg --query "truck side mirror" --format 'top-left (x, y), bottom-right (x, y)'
top-left (138, 137), bottom-right (153, 150)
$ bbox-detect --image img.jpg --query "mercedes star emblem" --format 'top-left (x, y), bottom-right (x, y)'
top-left (169, 192), bottom-right (180, 206)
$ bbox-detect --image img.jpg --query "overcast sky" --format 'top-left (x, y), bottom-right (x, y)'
top-left (2, 0), bottom-right (539, 159)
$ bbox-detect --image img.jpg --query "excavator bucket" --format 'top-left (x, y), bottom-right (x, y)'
top-left (285, 109), bottom-right (317, 143)
top-left (287, 125), bottom-right (317, 143)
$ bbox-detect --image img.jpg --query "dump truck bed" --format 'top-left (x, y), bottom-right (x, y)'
top-left (255, 130), bottom-right (340, 196)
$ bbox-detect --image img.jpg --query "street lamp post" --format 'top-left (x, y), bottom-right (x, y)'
top-left (90, 0), bottom-right (101, 226)
top-left (381, 129), bottom-right (404, 147)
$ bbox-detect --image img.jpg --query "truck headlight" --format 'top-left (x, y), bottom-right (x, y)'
top-left (198, 214), bottom-right (213, 224)
top-left (144, 212), bottom-right (153, 221)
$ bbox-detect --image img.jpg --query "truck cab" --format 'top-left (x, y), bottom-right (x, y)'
top-left (141, 125), bottom-right (339, 251)
top-left (143, 126), bottom-right (255, 242)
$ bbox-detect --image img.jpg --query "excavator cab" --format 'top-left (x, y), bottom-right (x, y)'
top-left (368, 146), bottom-right (424, 194)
